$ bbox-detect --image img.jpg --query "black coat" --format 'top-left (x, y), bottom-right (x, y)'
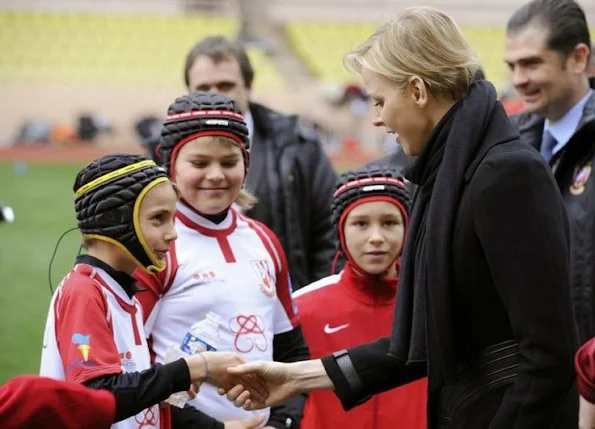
top-left (245, 102), bottom-right (337, 290)
top-left (322, 91), bottom-right (578, 428)
top-left (512, 86), bottom-right (595, 345)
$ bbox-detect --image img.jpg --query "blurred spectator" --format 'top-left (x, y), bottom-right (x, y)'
top-left (236, 0), bottom-right (277, 53)
top-left (50, 124), bottom-right (77, 146)
top-left (506, 0), bottom-right (595, 344)
top-left (182, 36), bottom-right (337, 291)
top-left (76, 114), bottom-right (112, 144)
top-left (14, 120), bottom-right (52, 145)
top-left (134, 115), bottom-right (162, 161)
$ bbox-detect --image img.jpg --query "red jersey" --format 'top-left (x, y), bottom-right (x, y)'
top-left (577, 337), bottom-right (595, 403)
top-left (0, 375), bottom-right (115, 429)
top-left (293, 262), bottom-right (427, 429)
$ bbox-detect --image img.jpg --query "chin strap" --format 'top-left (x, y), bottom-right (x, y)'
top-left (331, 250), bottom-right (343, 275)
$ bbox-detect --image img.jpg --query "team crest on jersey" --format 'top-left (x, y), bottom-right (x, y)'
top-left (251, 260), bottom-right (275, 297)
top-left (570, 161), bottom-right (592, 196)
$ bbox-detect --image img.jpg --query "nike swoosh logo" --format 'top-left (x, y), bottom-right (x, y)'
top-left (324, 323), bottom-right (349, 334)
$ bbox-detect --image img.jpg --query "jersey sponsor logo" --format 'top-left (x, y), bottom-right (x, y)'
top-left (119, 350), bottom-right (136, 371)
top-left (251, 260), bottom-right (275, 297)
top-left (192, 270), bottom-right (223, 286)
top-left (570, 161), bottom-right (592, 196)
top-left (324, 323), bottom-right (349, 334)
top-left (228, 314), bottom-right (268, 353)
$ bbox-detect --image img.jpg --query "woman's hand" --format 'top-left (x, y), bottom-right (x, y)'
top-left (221, 361), bottom-right (301, 410)
top-left (185, 352), bottom-right (268, 404)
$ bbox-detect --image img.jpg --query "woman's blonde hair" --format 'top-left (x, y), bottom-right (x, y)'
top-left (344, 6), bottom-right (480, 100)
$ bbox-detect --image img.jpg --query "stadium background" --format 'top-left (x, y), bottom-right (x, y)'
top-left (0, 0), bottom-right (594, 383)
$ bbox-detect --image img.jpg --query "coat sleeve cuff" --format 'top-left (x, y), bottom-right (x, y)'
top-left (321, 350), bottom-right (371, 411)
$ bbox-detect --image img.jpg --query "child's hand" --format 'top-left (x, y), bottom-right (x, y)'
top-left (187, 382), bottom-right (200, 400)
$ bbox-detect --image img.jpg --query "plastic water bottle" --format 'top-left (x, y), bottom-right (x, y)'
top-left (165, 312), bottom-right (223, 408)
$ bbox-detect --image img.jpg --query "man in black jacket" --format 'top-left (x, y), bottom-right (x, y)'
top-left (505, 0), bottom-right (595, 345)
top-left (182, 36), bottom-right (337, 291)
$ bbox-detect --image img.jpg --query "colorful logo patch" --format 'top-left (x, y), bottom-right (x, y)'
top-left (570, 162), bottom-right (592, 196)
top-left (72, 333), bottom-right (91, 362)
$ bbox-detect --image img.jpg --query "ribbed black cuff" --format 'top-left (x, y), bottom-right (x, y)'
top-left (163, 358), bottom-right (191, 393)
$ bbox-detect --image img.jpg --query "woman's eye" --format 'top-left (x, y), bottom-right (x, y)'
top-left (222, 161), bottom-right (238, 168)
top-left (191, 161), bottom-right (206, 168)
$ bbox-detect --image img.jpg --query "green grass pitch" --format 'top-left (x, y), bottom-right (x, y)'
top-left (0, 162), bottom-right (85, 382)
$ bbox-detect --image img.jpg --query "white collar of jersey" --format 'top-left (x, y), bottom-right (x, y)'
top-left (77, 264), bottom-right (137, 305)
top-left (176, 201), bottom-right (235, 231)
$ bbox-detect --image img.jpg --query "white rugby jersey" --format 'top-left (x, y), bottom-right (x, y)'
top-left (40, 264), bottom-right (160, 429)
top-left (136, 202), bottom-right (300, 425)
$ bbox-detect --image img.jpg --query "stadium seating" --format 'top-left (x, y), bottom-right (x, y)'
top-left (0, 10), bottom-right (592, 92)
top-left (287, 20), bottom-right (595, 89)
top-left (0, 10), bottom-right (285, 91)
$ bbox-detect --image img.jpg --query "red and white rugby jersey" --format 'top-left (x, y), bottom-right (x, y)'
top-left (135, 202), bottom-right (300, 424)
top-left (40, 263), bottom-right (160, 429)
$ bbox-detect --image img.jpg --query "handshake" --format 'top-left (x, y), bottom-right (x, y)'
top-left (182, 352), bottom-right (328, 411)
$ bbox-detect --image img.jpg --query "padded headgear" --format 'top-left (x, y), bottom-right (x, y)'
top-left (331, 165), bottom-right (410, 269)
top-left (159, 91), bottom-right (250, 177)
top-left (332, 165), bottom-right (410, 227)
top-left (74, 153), bottom-right (172, 272)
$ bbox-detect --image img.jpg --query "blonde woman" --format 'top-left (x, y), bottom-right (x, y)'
top-left (224, 6), bottom-right (578, 429)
